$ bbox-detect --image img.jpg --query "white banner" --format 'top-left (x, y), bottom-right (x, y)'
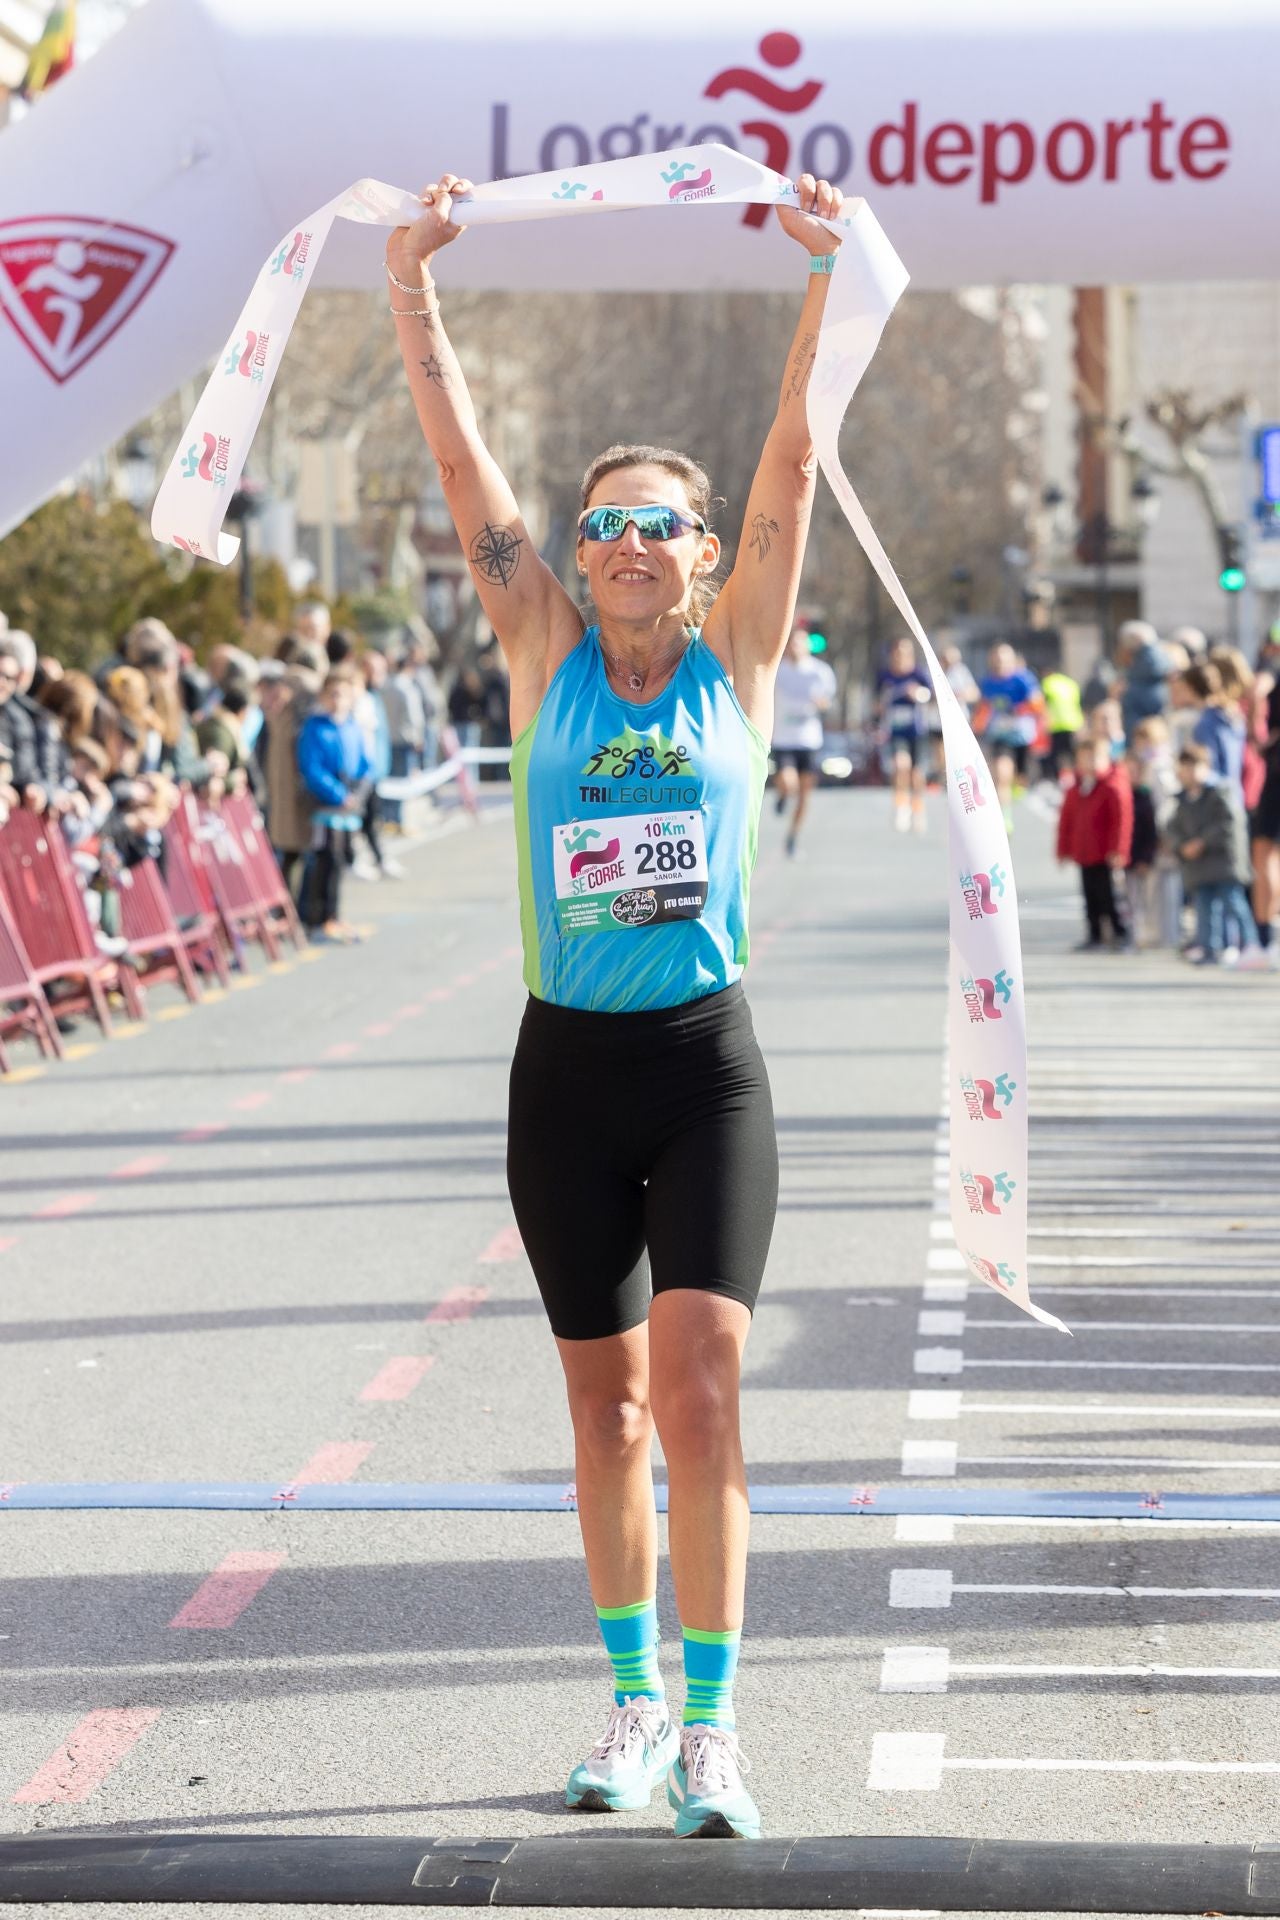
top-left (151, 143), bottom-right (1067, 1333)
top-left (1, 0), bottom-right (1277, 537)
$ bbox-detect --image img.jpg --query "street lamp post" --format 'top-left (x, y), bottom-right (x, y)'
top-left (227, 480), bottom-right (266, 627)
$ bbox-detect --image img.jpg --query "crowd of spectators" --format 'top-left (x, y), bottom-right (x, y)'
top-left (994, 619), bottom-right (1280, 968)
top-left (0, 601), bottom-right (512, 953)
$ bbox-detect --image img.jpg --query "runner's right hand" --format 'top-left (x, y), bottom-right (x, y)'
top-left (387, 175), bottom-right (473, 272)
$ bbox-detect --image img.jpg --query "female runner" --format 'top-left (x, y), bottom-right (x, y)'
top-left (388, 167), bottom-right (844, 1839)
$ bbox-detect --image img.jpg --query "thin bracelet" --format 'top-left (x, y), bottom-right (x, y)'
top-left (386, 260), bottom-right (433, 295)
top-left (388, 301), bottom-right (439, 317)
top-left (809, 253), bottom-right (837, 275)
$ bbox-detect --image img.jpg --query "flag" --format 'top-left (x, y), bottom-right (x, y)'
top-left (20, 0), bottom-right (75, 97)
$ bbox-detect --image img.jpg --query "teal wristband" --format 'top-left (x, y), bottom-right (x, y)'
top-left (809, 253), bottom-right (837, 274)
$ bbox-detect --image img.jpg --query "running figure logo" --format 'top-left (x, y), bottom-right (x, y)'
top-left (966, 1252), bottom-right (1019, 1291)
top-left (959, 1072), bottom-right (1018, 1122)
top-left (958, 1166), bottom-right (1017, 1216)
top-left (0, 215), bottom-right (174, 384)
top-left (661, 159), bottom-right (717, 201)
top-left (582, 728), bottom-right (698, 782)
top-left (958, 968), bottom-right (1016, 1021)
top-left (563, 824), bottom-right (622, 878)
top-left (703, 32), bottom-right (824, 228)
top-left (958, 862), bottom-right (1008, 920)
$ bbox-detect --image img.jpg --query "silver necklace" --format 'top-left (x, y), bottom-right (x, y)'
top-left (602, 633), bottom-right (688, 694)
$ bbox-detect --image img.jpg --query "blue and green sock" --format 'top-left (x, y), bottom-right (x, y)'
top-left (681, 1626), bottom-right (741, 1728)
top-left (596, 1599), bottom-right (665, 1705)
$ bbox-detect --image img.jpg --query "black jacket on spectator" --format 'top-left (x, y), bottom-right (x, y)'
top-left (14, 691), bottom-right (68, 790)
top-left (0, 695), bottom-right (41, 789)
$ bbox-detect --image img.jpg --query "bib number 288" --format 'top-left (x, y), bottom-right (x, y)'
top-left (553, 810), bottom-right (709, 936)
top-left (634, 836), bottom-right (699, 875)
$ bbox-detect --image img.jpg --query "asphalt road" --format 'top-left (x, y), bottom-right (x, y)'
top-left (0, 785), bottom-right (1276, 1919)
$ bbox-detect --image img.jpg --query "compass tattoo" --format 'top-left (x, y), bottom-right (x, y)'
top-left (419, 353), bottom-right (450, 388)
top-left (749, 512), bottom-right (781, 562)
top-left (470, 521), bottom-right (523, 589)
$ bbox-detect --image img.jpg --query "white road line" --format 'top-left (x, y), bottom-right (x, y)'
top-left (894, 1515), bottom-right (1280, 1537)
top-left (964, 1358), bottom-right (1280, 1373)
top-left (1030, 1256), bottom-right (1275, 1270)
top-left (895, 1516), bottom-right (957, 1543)
top-left (949, 1757), bottom-right (1280, 1774)
top-left (960, 1402), bottom-right (1277, 1419)
top-left (1029, 1286), bottom-right (1280, 1299)
top-left (880, 1646), bottom-right (951, 1692)
top-left (907, 1390), bottom-right (962, 1420)
top-left (929, 1221), bottom-right (955, 1239)
top-left (965, 1320), bottom-right (1280, 1335)
top-left (856, 1909), bottom-right (941, 1917)
top-left (890, 1569), bottom-right (956, 1607)
top-left (877, 1646), bottom-right (1280, 1693)
top-left (889, 1568), bottom-right (1280, 1608)
top-left (867, 1732), bottom-right (1280, 1792)
top-left (901, 1440), bottom-right (959, 1477)
top-left (868, 1731), bottom-right (948, 1790)
top-left (1029, 1228), bottom-right (1280, 1241)
top-left (922, 1280), bottom-right (966, 1303)
top-left (927, 1249), bottom-right (966, 1272)
top-left (914, 1347), bottom-right (964, 1376)
top-left (954, 1455), bottom-right (1280, 1470)
top-left (960, 1580), bottom-right (1280, 1596)
top-left (917, 1310), bottom-right (965, 1337)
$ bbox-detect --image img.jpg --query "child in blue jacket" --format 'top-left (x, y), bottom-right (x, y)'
top-left (296, 666), bottom-right (373, 941)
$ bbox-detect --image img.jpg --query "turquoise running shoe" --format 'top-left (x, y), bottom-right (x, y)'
top-left (565, 1696), bottom-right (679, 1812)
top-left (667, 1723), bottom-right (760, 1838)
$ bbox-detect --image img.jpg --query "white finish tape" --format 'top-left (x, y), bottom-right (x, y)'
top-left (151, 142), bottom-right (1067, 1331)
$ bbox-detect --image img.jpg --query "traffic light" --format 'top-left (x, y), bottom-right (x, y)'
top-left (807, 630), bottom-right (829, 654)
top-left (1217, 526), bottom-right (1246, 594)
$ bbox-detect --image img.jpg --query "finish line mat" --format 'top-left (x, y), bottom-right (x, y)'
top-left (3, 1482), bottom-right (1278, 1519)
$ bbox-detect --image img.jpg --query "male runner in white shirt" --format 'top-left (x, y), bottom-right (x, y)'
top-left (771, 625), bottom-right (837, 856)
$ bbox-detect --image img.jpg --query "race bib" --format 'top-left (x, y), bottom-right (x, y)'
top-left (553, 811), bottom-right (707, 936)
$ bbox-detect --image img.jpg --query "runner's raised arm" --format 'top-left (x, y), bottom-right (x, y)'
top-left (386, 175), bottom-right (580, 731)
top-left (703, 173), bottom-right (845, 729)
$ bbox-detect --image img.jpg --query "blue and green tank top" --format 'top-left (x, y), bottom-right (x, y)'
top-left (510, 626), bottom-right (769, 1012)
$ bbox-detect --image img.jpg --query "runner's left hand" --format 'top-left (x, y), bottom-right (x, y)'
top-left (776, 174), bottom-right (845, 252)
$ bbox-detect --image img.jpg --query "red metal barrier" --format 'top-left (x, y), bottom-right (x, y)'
top-left (116, 858), bottom-right (201, 1005)
top-left (220, 793), bottom-right (306, 951)
top-left (0, 881), bottom-right (63, 1072)
top-left (161, 806), bottom-right (232, 987)
top-left (190, 796), bottom-right (305, 965)
top-left (0, 812), bottom-right (141, 1033)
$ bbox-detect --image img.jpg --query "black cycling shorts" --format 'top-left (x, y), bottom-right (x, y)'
top-left (888, 729), bottom-right (924, 766)
top-left (988, 738), bottom-right (1032, 777)
top-left (507, 983), bottom-right (779, 1341)
top-left (773, 746), bottom-right (816, 776)
top-left (1251, 775), bottom-right (1280, 843)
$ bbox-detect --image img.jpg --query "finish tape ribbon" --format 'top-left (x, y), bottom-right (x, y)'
top-left (151, 143), bottom-right (1068, 1335)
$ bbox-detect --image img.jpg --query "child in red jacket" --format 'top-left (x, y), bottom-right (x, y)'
top-left (1057, 737), bottom-right (1135, 950)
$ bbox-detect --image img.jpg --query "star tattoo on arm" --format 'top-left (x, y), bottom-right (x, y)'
top-left (418, 352), bottom-right (450, 388)
top-left (470, 521), bottom-right (523, 588)
top-left (748, 512), bottom-right (781, 562)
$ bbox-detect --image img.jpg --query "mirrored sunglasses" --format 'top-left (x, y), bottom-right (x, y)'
top-left (578, 503), bottom-right (708, 544)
